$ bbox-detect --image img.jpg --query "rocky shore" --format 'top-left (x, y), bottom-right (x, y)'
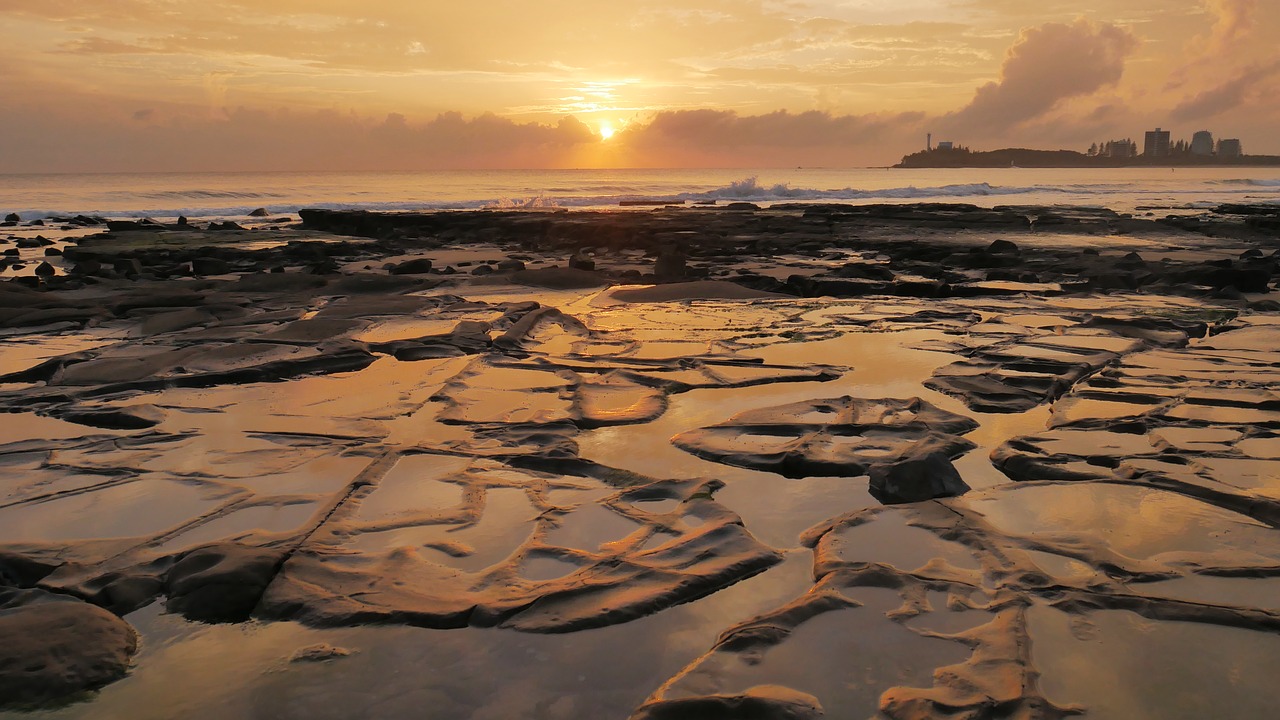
top-left (1, 203), bottom-right (1279, 718)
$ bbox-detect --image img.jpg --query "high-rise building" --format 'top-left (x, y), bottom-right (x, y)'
top-left (1190, 130), bottom-right (1214, 156)
top-left (1104, 139), bottom-right (1135, 159)
top-left (1218, 139), bottom-right (1243, 158)
top-left (1144, 128), bottom-right (1171, 157)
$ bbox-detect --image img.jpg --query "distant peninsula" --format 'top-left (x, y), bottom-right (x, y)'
top-left (896, 147), bottom-right (1280, 168)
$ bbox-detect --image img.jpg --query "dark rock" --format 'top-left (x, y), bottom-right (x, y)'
top-left (56, 404), bottom-right (165, 430)
top-left (176, 216), bottom-right (189, 227)
top-left (987, 238), bottom-right (1020, 254)
top-left (165, 544), bottom-right (285, 623)
top-left (209, 221), bottom-right (244, 231)
top-left (0, 588), bottom-right (138, 707)
top-left (568, 253), bottom-right (595, 271)
top-left (15, 238), bottom-right (41, 249)
top-left (868, 451), bottom-right (971, 504)
top-left (43, 247), bottom-right (62, 257)
top-left (496, 258), bottom-right (526, 272)
top-left (29, 219), bottom-right (45, 227)
top-left (654, 250), bottom-right (687, 281)
top-left (3, 213), bottom-right (18, 223)
top-left (248, 208), bottom-right (270, 217)
top-left (191, 257), bottom-right (232, 275)
top-left (834, 262), bottom-right (895, 281)
top-left (113, 258), bottom-right (143, 277)
top-left (106, 220), bottom-right (163, 232)
top-left (71, 259), bottom-right (103, 276)
top-left (34, 261), bottom-right (56, 277)
top-left (388, 258), bottom-right (434, 275)
top-left (470, 264), bottom-right (494, 276)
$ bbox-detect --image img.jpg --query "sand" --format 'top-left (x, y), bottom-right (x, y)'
top-left (1, 203), bottom-right (1279, 718)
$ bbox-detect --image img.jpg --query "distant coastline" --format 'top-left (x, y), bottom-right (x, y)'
top-left (896, 147), bottom-right (1280, 169)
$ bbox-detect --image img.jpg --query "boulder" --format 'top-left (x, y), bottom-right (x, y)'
top-left (34, 261), bottom-right (56, 277)
top-left (388, 258), bottom-right (433, 275)
top-left (3, 213), bottom-right (19, 223)
top-left (248, 208), bottom-right (270, 217)
top-left (0, 588), bottom-right (138, 707)
top-left (165, 544), bottom-right (285, 623)
top-left (986, 238), bottom-right (1019, 255)
top-left (868, 452), bottom-right (970, 504)
top-left (568, 253), bottom-right (595, 271)
top-left (496, 258), bottom-right (526, 272)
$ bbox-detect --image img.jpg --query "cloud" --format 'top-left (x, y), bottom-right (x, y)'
top-left (1204, 0), bottom-right (1259, 53)
top-left (627, 109), bottom-right (924, 148)
top-left (1171, 59), bottom-right (1280, 121)
top-left (941, 19), bottom-right (1138, 136)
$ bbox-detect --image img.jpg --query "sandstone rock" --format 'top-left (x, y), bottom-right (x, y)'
top-left (633, 685), bottom-right (823, 720)
top-left (0, 588), bottom-right (138, 707)
top-left (868, 451), bottom-right (971, 504)
top-left (165, 544), bottom-right (285, 623)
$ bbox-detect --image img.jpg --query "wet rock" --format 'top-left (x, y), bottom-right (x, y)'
top-left (3, 213), bottom-right (18, 223)
top-left (112, 258), bottom-right (143, 278)
top-left (632, 686), bottom-right (824, 720)
top-left (289, 644), bottom-right (352, 663)
top-left (34, 261), bottom-right (56, 277)
top-left (496, 258), bottom-right (525, 272)
top-left (165, 544), bottom-right (285, 623)
top-left (0, 588), bottom-right (138, 707)
top-left (568, 253), bottom-right (595, 271)
top-left (248, 208), bottom-right (270, 217)
top-left (654, 249), bottom-right (687, 281)
top-left (674, 396), bottom-right (978, 479)
top-left (388, 258), bottom-right (434, 275)
top-left (43, 247), bottom-right (62, 257)
top-left (470, 264), bottom-right (494, 276)
top-left (191, 257), bottom-right (232, 275)
top-left (868, 450), bottom-right (970, 504)
top-left (987, 238), bottom-right (1019, 255)
top-left (54, 404), bottom-right (166, 430)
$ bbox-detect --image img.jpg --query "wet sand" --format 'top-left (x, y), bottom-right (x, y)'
top-left (1, 203), bottom-right (1280, 718)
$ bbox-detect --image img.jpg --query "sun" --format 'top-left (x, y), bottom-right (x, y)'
top-left (598, 121), bottom-right (616, 141)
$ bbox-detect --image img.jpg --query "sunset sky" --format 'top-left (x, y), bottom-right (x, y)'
top-left (1, 0), bottom-right (1277, 171)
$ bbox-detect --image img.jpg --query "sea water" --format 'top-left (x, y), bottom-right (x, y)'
top-left (1, 167), bottom-right (1279, 221)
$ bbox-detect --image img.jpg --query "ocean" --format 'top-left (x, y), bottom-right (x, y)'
top-left (2, 167), bottom-right (1279, 221)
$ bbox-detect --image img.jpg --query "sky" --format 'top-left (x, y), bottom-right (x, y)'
top-left (0, 0), bottom-right (1277, 171)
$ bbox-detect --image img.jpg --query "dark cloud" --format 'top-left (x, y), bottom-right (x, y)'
top-left (941, 19), bottom-right (1138, 135)
top-left (1171, 59), bottom-right (1280, 121)
top-left (0, 106), bottom-right (601, 172)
